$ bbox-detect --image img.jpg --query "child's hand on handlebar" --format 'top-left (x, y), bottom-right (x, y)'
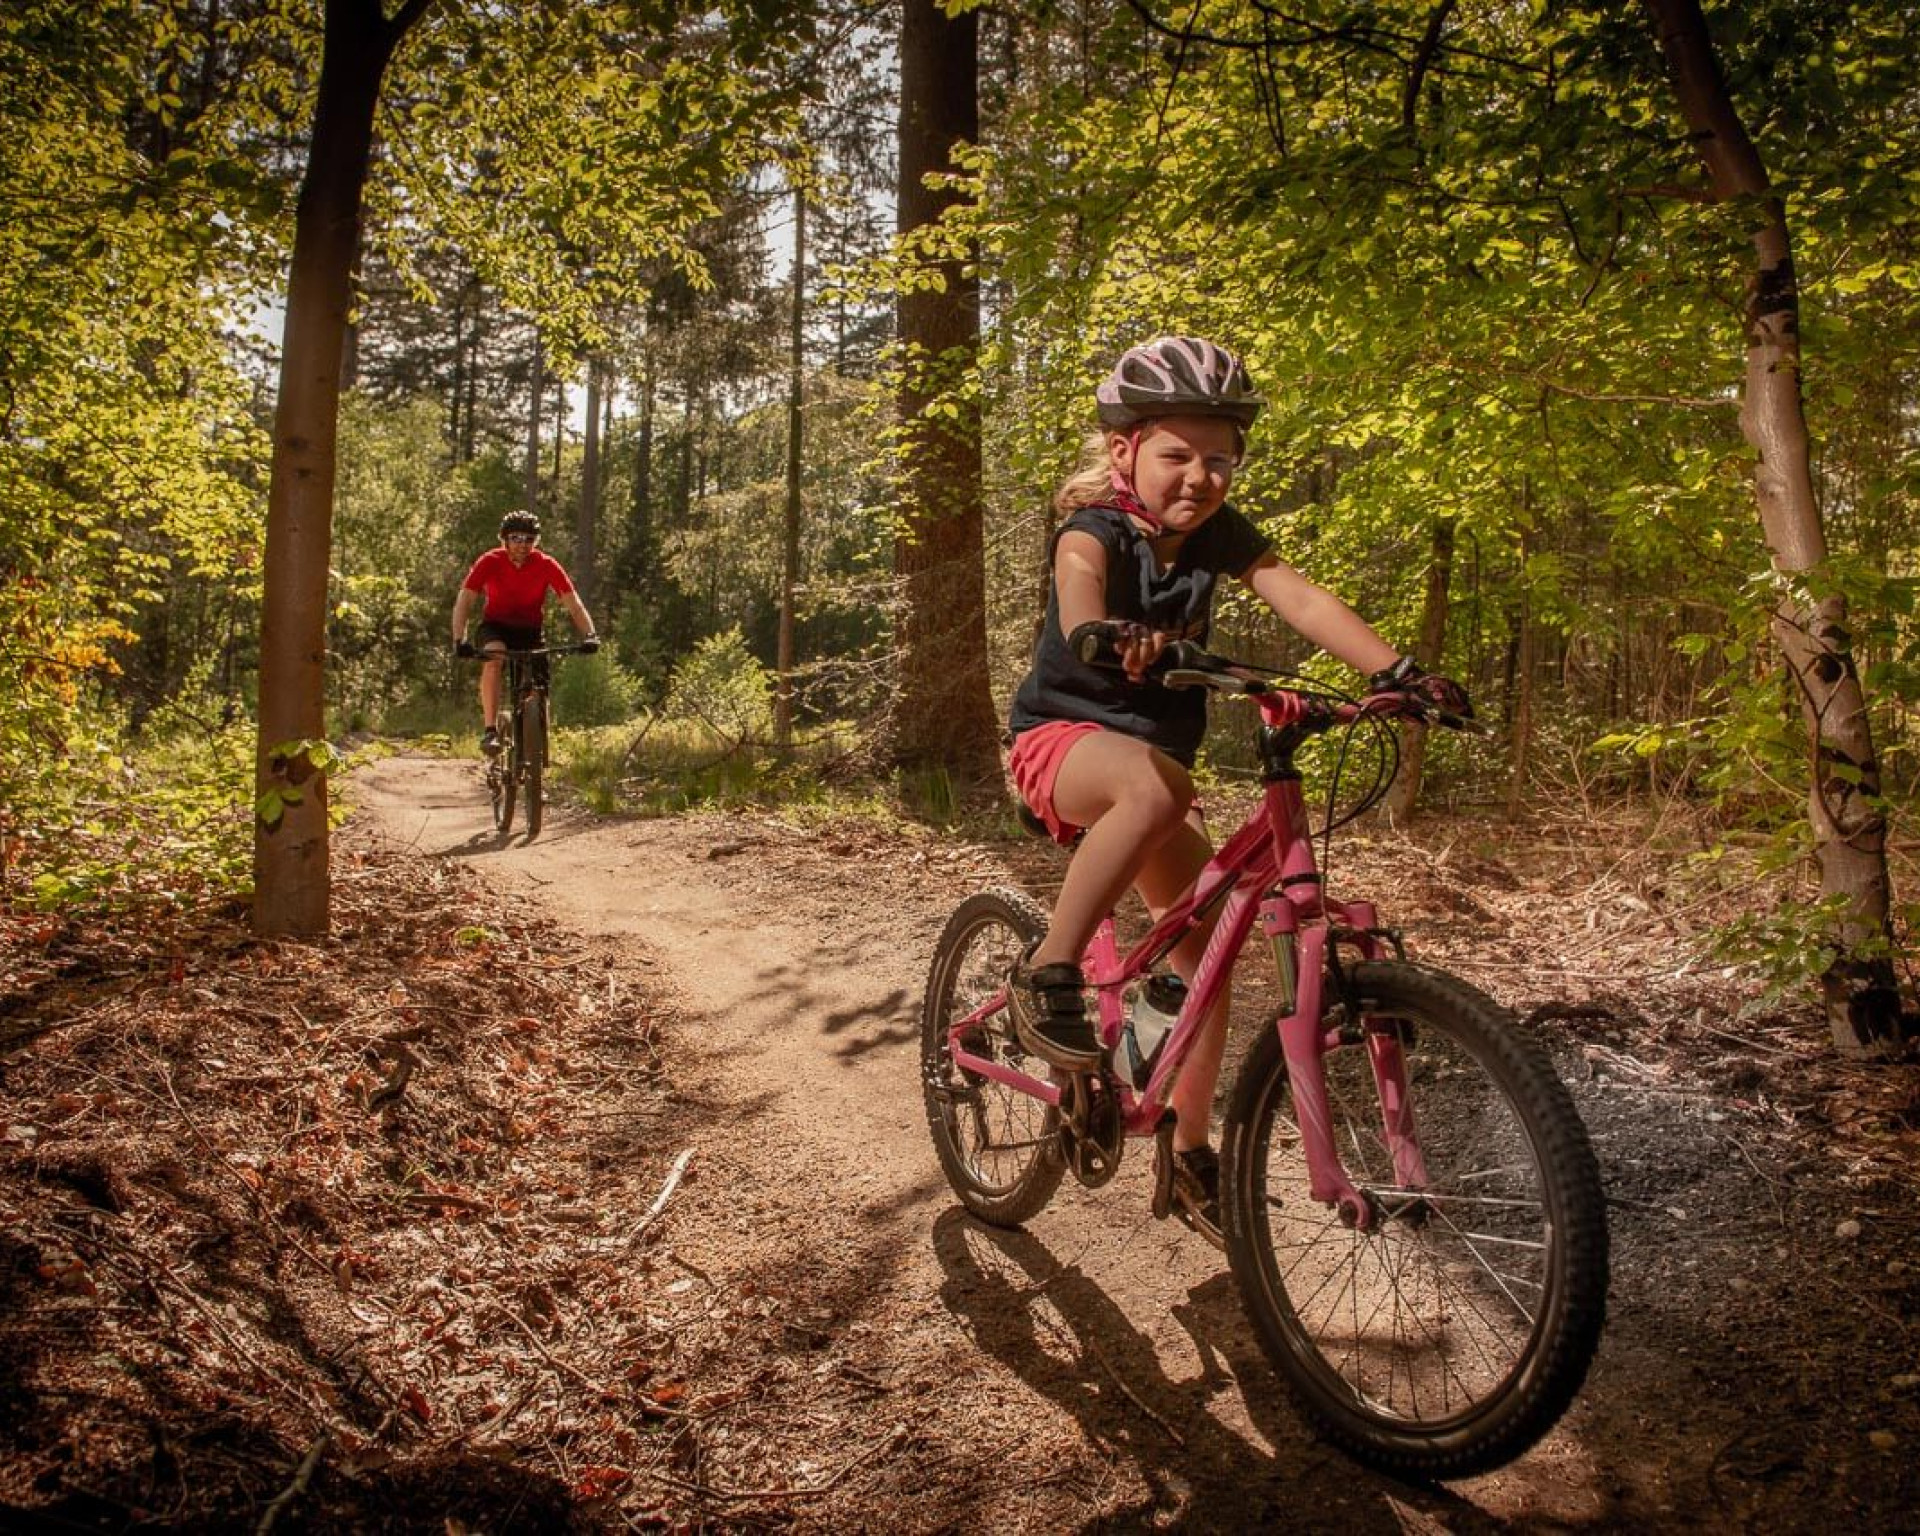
top-left (1112, 621), bottom-right (1179, 681)
top-left (1367, 655), bottom-right (1476, 725)
top-left (1070, 619), bottom-right (1196, 682)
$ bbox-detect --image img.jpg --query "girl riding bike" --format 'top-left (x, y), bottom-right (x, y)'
top-left (1004, 335), bottom-right (1469, 1245)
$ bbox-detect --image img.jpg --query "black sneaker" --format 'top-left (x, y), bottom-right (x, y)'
top-left (1006, 954), bottom-right (1101, 1070)
top-left (1171, 1144), bottom-right (1225, 1251)
top-left (481, 725), bottom-right (502, 755)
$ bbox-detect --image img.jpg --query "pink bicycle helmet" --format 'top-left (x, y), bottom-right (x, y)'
top-left (1095, 336), bottom-right (1264, 429)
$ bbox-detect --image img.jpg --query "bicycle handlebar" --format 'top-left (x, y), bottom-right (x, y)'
top-left (458, 641), bottom-right (599, 661)
top-left (1069, 621), bottom-right (1486, 734)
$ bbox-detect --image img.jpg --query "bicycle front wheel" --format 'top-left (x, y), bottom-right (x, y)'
top-left (489, 747), bottom-right (515, 836)
top-left (521, 694), bottom-right (546, 838)
top-left (1221, 961), bottom-right (1608, 1478)
top-left (920, 888), bottom-right (1064, 1227)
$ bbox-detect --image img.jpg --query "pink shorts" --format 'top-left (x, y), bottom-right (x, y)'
top-left (1007, 720), bottom-right (1106, 845)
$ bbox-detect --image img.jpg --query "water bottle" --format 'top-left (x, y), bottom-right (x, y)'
top-left (1118, 972), bottom-right (1187, 1090)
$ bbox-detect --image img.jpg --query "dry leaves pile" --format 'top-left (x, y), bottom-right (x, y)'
top-left (0, 847), bottom-right (714, 1530)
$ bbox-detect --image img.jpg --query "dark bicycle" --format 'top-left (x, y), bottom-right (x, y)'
top-left (466, 643), bottom-right (591, 838)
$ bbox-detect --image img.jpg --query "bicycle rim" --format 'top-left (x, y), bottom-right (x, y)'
top-left (1223, 961), bottom-right (1608, 1477)
top-left (920, 888), bottom-right (1064, 1227)
top-left (522, 695), bottom-right (545, 837)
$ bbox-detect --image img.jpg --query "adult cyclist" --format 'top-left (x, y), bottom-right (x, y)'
top-left (451, 510), bottom-right (598, 753)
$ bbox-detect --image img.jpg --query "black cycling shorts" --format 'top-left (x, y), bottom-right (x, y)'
top-left (476, 622), bottom-right (549, 684)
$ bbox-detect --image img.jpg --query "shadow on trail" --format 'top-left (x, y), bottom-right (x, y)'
top-left (929, 1208), bottom-right (1503, 1534)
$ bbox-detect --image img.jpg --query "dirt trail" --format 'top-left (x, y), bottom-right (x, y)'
top-left (347, 753), bottom-right (1920, 1533)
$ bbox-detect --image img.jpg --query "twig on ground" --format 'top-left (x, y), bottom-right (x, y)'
top-left (491, 1300), bottom-right (619, 1400)
top-left (647, 1422), bottom-right (909, 1503)
top-left (1087, 1340), bottom-right (1186, 1446)
top-left (623, 1147), bottom-right (695, 1253)
top-left (255, 1429), bottom-right (332, 1536)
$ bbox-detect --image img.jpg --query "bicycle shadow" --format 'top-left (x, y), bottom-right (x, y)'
top-left (929, 1207), bottom-right (1496, 1532)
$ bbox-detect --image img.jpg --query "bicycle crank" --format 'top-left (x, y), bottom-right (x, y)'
top-left (1056, 1069), bottom-right (1123, 1188)
top-left (1149, 1111), bottom-right (1176, 1220)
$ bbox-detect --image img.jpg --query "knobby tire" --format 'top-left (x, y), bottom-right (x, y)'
top-left (920, 888), bottom-right (1065, 1226)
top-left (1220, 961), bottom-right (1608, 1478)
top-left (490, 737), bottom-right (515, 837)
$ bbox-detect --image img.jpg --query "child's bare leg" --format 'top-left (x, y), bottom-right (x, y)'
top-left (1134, 812), bottom-right (1227, 1152)
top-left (1029, 733), bottom-right (1194, 969)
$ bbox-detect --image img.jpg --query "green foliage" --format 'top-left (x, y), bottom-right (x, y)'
top-left (550, 651), bottom-right (646, 729)
top-left (663, 627), bottom-right (775, 744)
top-left (331, 394), bottom-right (478, 728)
top-left (6, 712), bottom-right (255, 912)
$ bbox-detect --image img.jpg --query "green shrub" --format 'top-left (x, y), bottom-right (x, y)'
top-left (550, 650), bottom-right (644, 729)
top-left (663, 627), bottom-right (774, 744)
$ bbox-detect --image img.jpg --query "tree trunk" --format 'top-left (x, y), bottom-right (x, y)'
top-left (524, 336), bottom-right (544, 515)
top-left (629, 345), bottom-right (654, 578)
top-left (1383, 516), bottom-right (1455, 825)
top-left (1506, 573), bottom-right (1534, 821)
top-left (892, 0), bottom-right (1000, 781)
top-left (776, 182), bottom-right (806, 750)
top-left (1645, 0), bottom-right (1904, 1053)
top-left (577, 357), bottom-right (602, 610)
top-left (252, 0), bottom-right (426, 938)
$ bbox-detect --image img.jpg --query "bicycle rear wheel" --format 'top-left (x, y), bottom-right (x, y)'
top-left (521, 694), bottom-right (545, 837)
top-left (920, 888), bottom-right (1064, 1226)
top-left (1221, 961), bottom-right (1608, 1477)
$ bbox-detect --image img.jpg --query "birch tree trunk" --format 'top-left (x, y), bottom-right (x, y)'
top-left (1644, 0), bottom-right (1904, 1053)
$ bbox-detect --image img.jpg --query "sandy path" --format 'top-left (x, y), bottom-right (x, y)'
top-left (342, 752), bottom-right (1757, 1532)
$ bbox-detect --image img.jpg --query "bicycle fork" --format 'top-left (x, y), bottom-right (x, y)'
top-left (1261, 897), bottom-right (1431, 1232)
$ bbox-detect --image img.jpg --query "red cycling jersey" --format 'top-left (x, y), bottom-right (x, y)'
top-left (461, 548), bottom-right (575, 628)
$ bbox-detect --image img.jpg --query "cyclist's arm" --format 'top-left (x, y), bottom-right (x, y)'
top-left (452, 585), bottom-right (479, 646)
top-left (558, 589), bottom-right (595, 637)
top-left (1056, 529), bottom-right (1167, 681)
top-left (1240, 552), bottom-right (1398, 675)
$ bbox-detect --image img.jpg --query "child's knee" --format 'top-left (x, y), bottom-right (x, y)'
top-left (1125, 760), bottom-right (1194, 830)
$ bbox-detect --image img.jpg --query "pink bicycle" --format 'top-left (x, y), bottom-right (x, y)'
top-left (920, 642), bottom-right (1609, 1477)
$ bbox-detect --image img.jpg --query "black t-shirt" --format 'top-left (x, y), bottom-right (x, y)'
top-left (1008, 502), bottom-right (1271, 764)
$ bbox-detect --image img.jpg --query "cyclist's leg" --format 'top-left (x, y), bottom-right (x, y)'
top-left (474, 621), bottom-right (516, 731)
top-left (1132, 811), bottom-right (1227, 1153)
top-left (1027, 731), bottom-right (1195, 970)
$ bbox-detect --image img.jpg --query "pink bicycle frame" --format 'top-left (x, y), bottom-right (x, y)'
top-left (949, 703), bottom-right (1432, 1231)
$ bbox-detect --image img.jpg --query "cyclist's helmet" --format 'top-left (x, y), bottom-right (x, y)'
top-left (499, 509), bottom-right (540, 539)
top-left (1095, 336), bottom-right (1264, 430)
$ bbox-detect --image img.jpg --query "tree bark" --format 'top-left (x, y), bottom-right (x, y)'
top-left (892, 0), bottom-right (1000, 781)
top-left (253, 0), bottom-right (427, 937)
top-left (578, 357), bottom-right (602, 610)
top-left (1644, 0), bottom-right (1904, 1053)
top-left (523, 335), bottom-right (544, 515)
top-left (776, 182), bottom-right (806, 749)
top-left (1383, 515), bottom-right (1454, 825)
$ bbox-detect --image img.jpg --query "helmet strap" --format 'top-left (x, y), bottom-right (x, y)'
top-left (1109, 429), bottom-right (1164, 532)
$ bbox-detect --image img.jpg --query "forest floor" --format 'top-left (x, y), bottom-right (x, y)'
top-left (4, 750), bottom-right (1920, 1534)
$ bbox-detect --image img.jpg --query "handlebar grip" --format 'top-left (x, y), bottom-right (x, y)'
top-left (1068, 619), bottom-right (1134, 668)
top-left (1068, 622), bottom-right (1216, 676)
